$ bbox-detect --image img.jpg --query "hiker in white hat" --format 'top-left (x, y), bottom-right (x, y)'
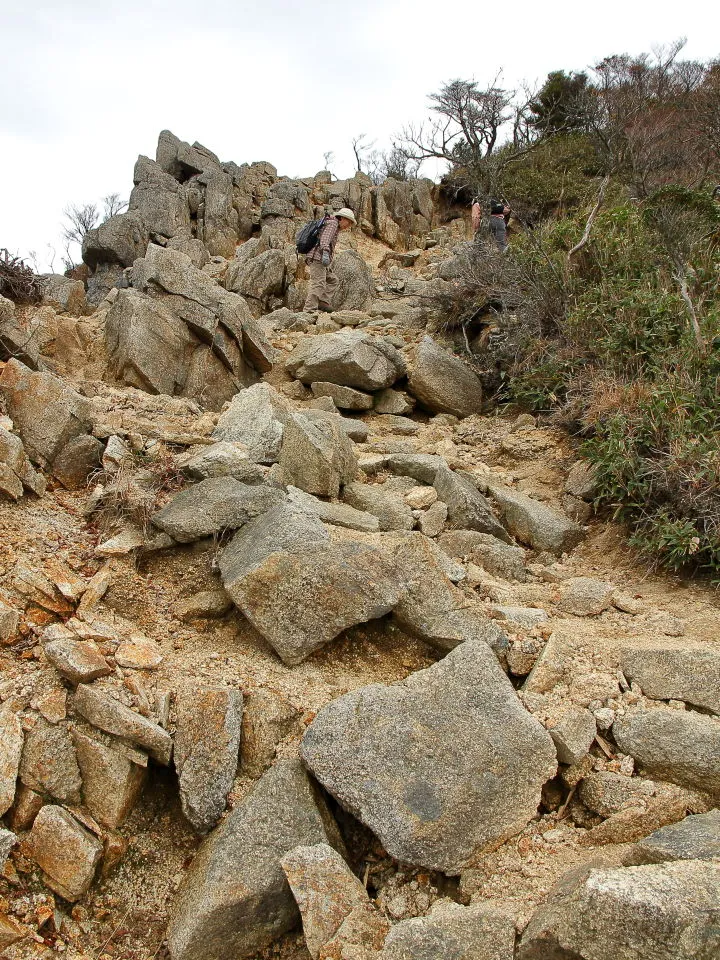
top-left (303, 207), bottom-right (357, 313)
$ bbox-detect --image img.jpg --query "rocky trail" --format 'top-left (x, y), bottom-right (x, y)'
top-left (1, 131), bottom-right (719, 960)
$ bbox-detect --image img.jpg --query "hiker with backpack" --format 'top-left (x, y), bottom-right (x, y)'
top-left (298, 207), bottom-right (357, 312)
top-left (488, 200), bottom-right (510, 252)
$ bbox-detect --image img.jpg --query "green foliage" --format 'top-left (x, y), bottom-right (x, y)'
top-left (503, 191), bottom-right (720, 575)
top-left (498, 135), bottom-right (601, 220)
top-left (527, 70), bottom-right (590, 134)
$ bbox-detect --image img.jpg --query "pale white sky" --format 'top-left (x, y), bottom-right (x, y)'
top-left (2, 0), bottom-right (718, 271)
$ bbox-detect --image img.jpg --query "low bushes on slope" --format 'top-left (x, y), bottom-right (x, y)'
top-left (505, 192), bottom-right (720, 575)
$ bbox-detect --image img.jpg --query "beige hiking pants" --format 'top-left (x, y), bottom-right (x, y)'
top-left (304, 260), bottom-right (339, 310)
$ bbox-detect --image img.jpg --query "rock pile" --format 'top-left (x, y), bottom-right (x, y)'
top-left (1, 127), bottom-right (717, 960)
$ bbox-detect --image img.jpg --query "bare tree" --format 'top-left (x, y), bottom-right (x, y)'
top-left (351, 134), bottom-right (376, 174)
top-left (62, 202), bottom-right (99, 248)
top-left (322, 150), bottom-right (335, 173)
top-left (102, 193), bottom-right (128, 219)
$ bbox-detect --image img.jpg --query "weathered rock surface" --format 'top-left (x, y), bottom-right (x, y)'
top-left (613, 706), bottom-right (720, 798)
top-left (82, 212), bottom-right (149, 269)
top-left (384, 452), bottom-right (446, 484)
top-left (386, 533), bottom-right (508, 657)
top-left (374, 387), bottom-right (415, 416)
top-left (439, 530), bottom-right (527, 581)
top-left (287, 485), bottom-right (380, 532)
top-left (286, 330), bottom-right (405, 391)
top-left (174, 688), bottom-right (243, 834)
top-left (179, 441), bottom-right (266, 483)
top-left (29, 805), bottom-right (103, 902)
top-left (72, 729), bottom-right (146, 829)
top-left (212, 382), bottom-right (288, 463)
top-left (434, 466), bottom-right (510, 541)
top-left (485, 480), bottom-right (585, 554)
top-left (380, 901), bottom-right (517, 960)
top-left (281, 843), bottom-right (389, 960)
top-left (241, 688), bottom-right (301, 778)
top-left (408, 337), bottom-right (483, 418)
top-left (620, 645), bottom-right (720, 715)
top-left (0, 426), bottom-right (47, 499)
top-left (18, 719), bottom-right (82, 804)
top-left (302, 640), bottom-right (556, 873)
top-left (310, 381), bottom-right (374, 410)
top-left (152, 476), bottom-right (284, 542)
top-left (0, 359), bottom-right (93, 471)
top-left (41, 274), bottom-right (88, 315)
top-left (558, 577), bottom-right (615, 616)
top-left (548, 705), bottom-right (597, 765)
top-left (166, 759), bottom-right (340, 960)
top-left (52, 433), bottom-right (103, 489)
top-left (344, 481), bottom-right (415, 531)
top-left (628, 809), bottom-right (720, 864)
top-left (220, 506), bottom-right (404, 665)
top-left (0, 828), bottom-right (17, 870)
top-left (517, 859), bottom-right (720, 960)
top-left (43, 637), bottom-right (112, 684)
top-left (278, 411), bottom-right (358, 498)
top-left (73, 684), bottom-right (172, 764)
top-left (0, 708), bottom-right (23, 816)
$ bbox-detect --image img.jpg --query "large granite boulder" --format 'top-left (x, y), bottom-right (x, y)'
top-left (434, 466), bottom-right (510, 542)
top-left (407, 337), bottom-right (483, 418)
top-left (82, 212), bottom-right (149, 268)
top-left (286, 330), bottom-right (406, 391)
top-left (628, 809), bottom-right (720, 865)
top-left (128, 156), bottom-right (191, 240)
top-left (105, 289), bottom-right (195, 397)
top-left (517, 859), bottom-right (720, 960)
top-left (332, 249), bottom-right (375, 310)
top-left (219, 506), bottom-right (405, 665)
top-left (166, 759), bottom-right (341, 960)
top-left (613, 706), bottom-right (720, 798)
top-left (278, 411), bottom-right (358, 498)
top-left (302, 640), bottom-right (557, 874)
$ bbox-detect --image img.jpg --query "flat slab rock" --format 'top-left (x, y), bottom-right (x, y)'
top-left (613, 705), bottom-right (720, 798)
top-left (518, 859), bottom-right (720, 960)
top-left (281, 843), bottom-right (389, 960)
top-left (174, 688), bottom-right (243, 834)
top-left (380, 901), bottom-right (517, 960)
top-left (628, 809), bottom-right (720, 864)
top-left (620, 644), bottom-right (720, 715)
top-left (0, 708), bottom-right (23, 816)
top-left (485, 480), bottom-right (585, 554)
top-left (29, 804), bottom-right (103, 902)
top-left (152, 477), bottom-right (285, 543)
top-left (166, 759), bottom-right (340, 960)
top-left (302, 639), bottom-right (557, 874)
top-left (73, 684), bottom-right (172, 765)
top-left (220, 506), bottom-right (404, 666)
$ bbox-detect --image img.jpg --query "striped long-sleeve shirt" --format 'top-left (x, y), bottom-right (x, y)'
top-left (306, 216), bottom-right (340, 263)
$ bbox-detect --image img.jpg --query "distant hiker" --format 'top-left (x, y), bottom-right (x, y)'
top-left (471, 197), bottom-right (483, 235)
top-left (488, 201), bottom-right (510, 252)
top-left (303, 207), bottom-right (357, 312)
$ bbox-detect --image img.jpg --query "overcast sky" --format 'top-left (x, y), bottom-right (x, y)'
top-left (2, 0), bottom-right (718, 271)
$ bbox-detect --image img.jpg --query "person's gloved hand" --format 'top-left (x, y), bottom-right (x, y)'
top-left (321, 250), bottom-right (330, 267)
